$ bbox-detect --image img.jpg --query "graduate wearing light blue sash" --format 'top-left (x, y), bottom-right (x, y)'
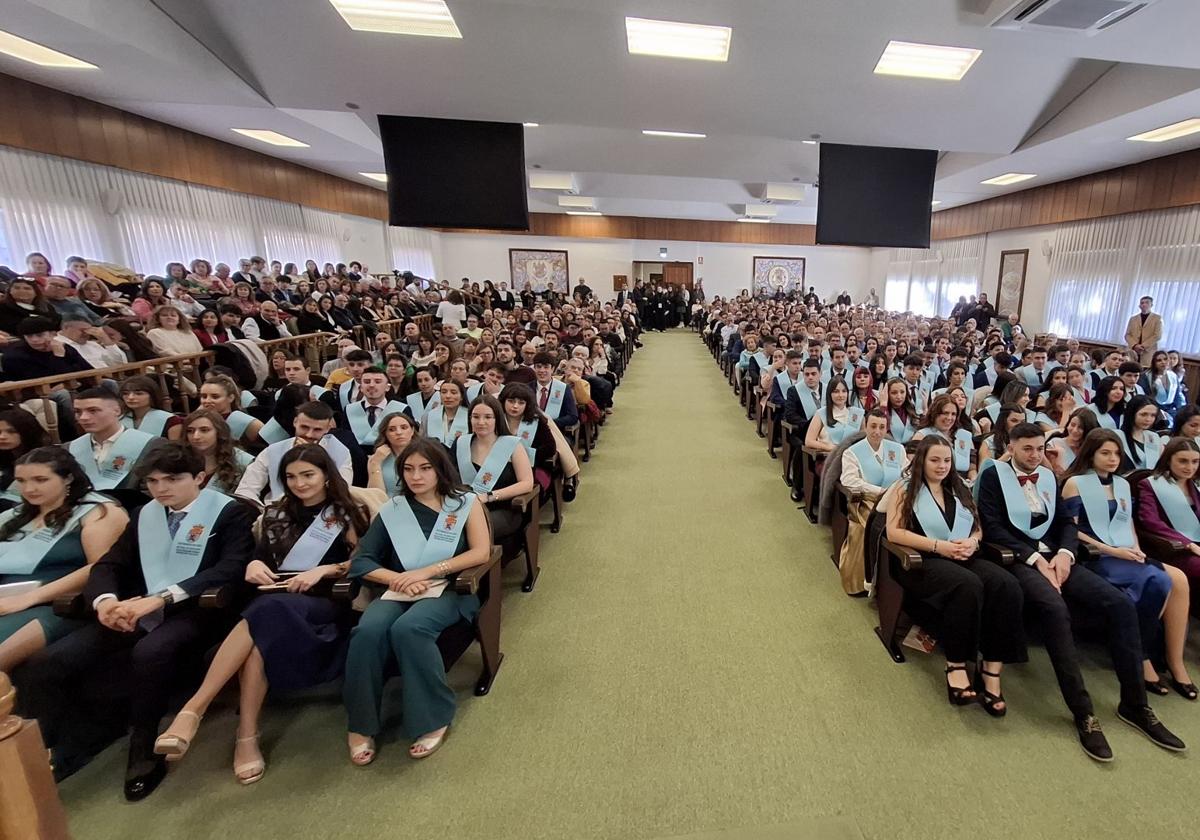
top-left (258, 417), bottom-right (291, 445)
top-left (68, 428), bottom-right (155, 490)
top-left (465, 382), bottom-right (485, 403)
top-left (224, 410), bottom-right (257, 442)
top-left (993, 461), bottom-right (1057, 541)
top-left (338, 379), bottom-right (358, 409)
top-left (774, 370), bottom-right (802, 407)
top-left (1017, 365), bottom-right (1052, 389)
top-left (346, 399), bottom-right (408, 445)
top-left (426, 406), bottom-right (469, 447)
top-left (820, 406), bottom-right (863, 447)
top-left (513, 419), bottom-right (539, 460)
top-left (122, 409), bottom-right (175, 438)
top-left (847, 437), bottom-right (905, 489)
top-left (377, 453), bottom-right (402, 497)
top-left (1085, 403), bottom-right (1121, 431)
top-left (240, 391), bottom-right (258, 410)
top-left (1146, 370), bottom-right (1180, 413)
top-left (887, 409), bottom-right (914, 445)
top-left (1146, 475), bottom-right (1200, 542)
top-left (137, 488), bottom-right (235, 594)
top-left (912, 482), bottom-right (975, 541)
top-left (207, 449), bottom-right (255, 494)
top-left (540, 380), bottom-right (569, 420)
top-left (264, 436), bottom-right (352, 500)
top-left (784, 373), bottom-right (821, 419)
top-left (455, 434), bottom-right (521, 494)
top-left (1121, 432), bottom-right (1165, 470)
top-left (923, 427), bottom-right (974, 475)
top-left (277, 507), bottom-right (346, 572)
top-left (1073, 473), bottom-right (1136, 549)
top-left (406, 391), bottom-right (440, 425)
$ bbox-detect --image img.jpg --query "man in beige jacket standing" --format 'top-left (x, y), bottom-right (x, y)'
top-left (1124, 295), bottom-right (1163, 366)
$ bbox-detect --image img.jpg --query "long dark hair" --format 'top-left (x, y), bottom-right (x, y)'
top-left (373, 411), bottom-right (418, 452)
top-left (1093, 376), bottom-right (1125, 415)
top-left (1153, 437), bottom-right (1200, 480)
top-left (499, 383), bottom-right (538, 422)
top-left (469, 394), bottom-right (511, 437)
top-left (1064, 429), bottom-right (1125, 481)
top-left (0, 447), bottom-right (102, 539)
top-left (119, 375), bottom-right (168, 417)
top-left (920, 393), bottom-right (970, 436)
top-left (898, 436), bottom-right (977, 532)
top-left (823, 379), bottom-right (850, 427)
top-left (990, 404), bottom-right (1024, 454)
top-left (0, 408), bottom-right (49, 471)
top-left (183, 409), bottom-right (244, 493)
top-left (396, 437), bottom-right (468, 503)
top-left (1173, 405), bottom-right (1200, 437)
top-left (265, 444), bottom-right (368, 546)
top-left (1121, 394), bottom-right (1160, 449)
top-left (1041, 383), bottom-right (1074, 424)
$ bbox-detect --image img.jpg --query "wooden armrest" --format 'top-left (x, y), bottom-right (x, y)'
top-left (452, 547), bottom-right (502, 595)
top-left (509, 488), bottom-right (539, 512)
top-left (780, 420), bottom-right (794, 434)
top-left (882, 538), bottom-right (923, 572)
top-left (835, 482), bottom-right (863, 503)
top-left (801, 445), bottom-right (822, 457)
top-left (53, 593), bottom-right (87, 618)
top-left (330, 578), bottom-right (359, 601)
top-left (981, 542), bottom-right (1017, 566)
top-left (198, 583), bottom-right (240, 610)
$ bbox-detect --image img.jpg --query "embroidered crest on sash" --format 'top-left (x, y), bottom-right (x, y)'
top-left (887, 450), bottom-right (896, 462)
top-left (482, 472), bottom-right (493, 484)
top-left (112, 456), bottom-right (127, 470)
top-left (187, 525), bottom-right (205, 542)
top-left (444, 514), bottom-right (458, 529)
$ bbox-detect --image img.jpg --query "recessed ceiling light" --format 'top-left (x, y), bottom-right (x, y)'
top-left (329, 0), bottom-right (462, 38)
top-left (980, 173), bottom-right (1036, 186)
top-left (360, 172), bottom-right (388, 182)
top-left (1128, 118), bottom-right (1200, 143)
top-left (802, 139), bottom-right (818, 145)
top-left (625, 17), bottom-right (731, 62)
top-left (931, 200), bottom-right (942, 207)
top-left (522, 122), bottom-right (540, 128)
top-left (737, 217), bottom-right (771, 223)
top-left (642, 129), bottom-right (706, 139)
top-left (566, 211), bottom-right (602, 216)
top-left (0, 30), bottom-right (95, 68)
top-left (874, 40), bottom-right (982, 81)
top-left (231, 129), bottom-right (310, 148)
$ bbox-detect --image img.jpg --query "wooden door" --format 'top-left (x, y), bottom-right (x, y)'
top-left (662, 262), bottom-right (693, 289)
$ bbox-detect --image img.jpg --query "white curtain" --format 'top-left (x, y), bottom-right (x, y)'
top-left (387, 226), bottom-right (438, 277)
top-left (0, 145), bottom-right (401, 276)
top-left (882, 236), bottom-right (984, 316)
top-left (1129, 207), bottom-right (1200, 354)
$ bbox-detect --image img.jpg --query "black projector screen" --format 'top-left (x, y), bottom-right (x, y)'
top-left (815, 143), bottom-right (938, 248)
top-left (378, 115), bottom-right (529, 231)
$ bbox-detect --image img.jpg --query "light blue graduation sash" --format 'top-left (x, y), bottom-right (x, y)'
top-left (1049, 437), bottom-right (1076, 470)
top-left (380, 453), bottom-right (402, 497)
top-left (823, 407), bottom-right (863, 446)
top-left (927, 427), bottom-right (974, 473)
top-left (378, 494), bottom-right (475, 571)
top-left (339, 380), bottom-right (357, 407)
top-left (1070, 387), bottom-right (1089, 408)
top-left (888, 410), bottom-right (914, 444)
top-left (907, 382), bottom-right (927, 416)
top-left (259, 418), bottom-right (290, 445)
top-left (278, 506), bottom-right (345, 572)
top-left (774, 371), bottom-right (801, 404)
top-left (788, 379), bottom-right (821, 419)
top-left (225, 410), bottom-right (256, 440)
top-left (265, 436), bottom-right (352, 499)
top-left (912, 482), bottom-right (974, 541)
top-left (347, 400), bottom-right (407, 445)
top-left (240, 391), bottom-right (257, 409)
top-left (821, 367), bottom-right (851, 387)
top-left (751, 351), bottom-right (770, 372)
top-left (541, 380), bottom-right (568, 420)
top-left (1150, 372), bottom-right (1178, 408)
top-left (848, 438), bottom-right (904, 488)
top-left (1121, 432), bottom-right (1164, 469)
top-left (207, 449), bottom-right (254, 494)
top-left (1017, 366), bottom-right (1049, 389)
top-left (994, 461), bottom-right (1056, 540)
top-left (67, 429), bottom-right (155, 490)
top-left (406, 391), bottom-right (439, 424)
top-left (274, 384), bottom-right (328, 402)
top-left (122, 409), bottom-right (173, 438)
top-left (1075, 473), bottom-right (1135, 549)
top-left (514, 419), bottom-right (539, 459)
top-left (1085, 403), bottom-right (1119, 430)
top-left (137, 488), bottom-right (234, 593)
top-left (985, 403), bottom-right (1037, 425)
top-left (428, 406), bottom-right (469, 447)
top-left (456, 434), bottom-right (521, 494)
top-left (466, 382), bottom-right (484, 402)
top-left (0, 493), bottom-right (108, 576)
top-left (1148, 476), bottom-right (1200, 542)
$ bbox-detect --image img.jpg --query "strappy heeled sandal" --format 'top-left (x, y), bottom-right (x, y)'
top-left (944, 665), bottom-right (976, 706)
top-left (154, 710), bottom-right (202, 761)
top-left (977, 668), bottom-right (1007, 718)
top-left (1145, 678), bottom-right (1170, 696)
top-left (409, 727), bottom-right (449, 759)
top-left (233, 733), bottom-right (265, 785)
top-left (349, 736), bottom-right (376, 766)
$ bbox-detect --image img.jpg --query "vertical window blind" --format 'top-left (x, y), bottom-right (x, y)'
top-left (883, 235), bottom-right (985, 317)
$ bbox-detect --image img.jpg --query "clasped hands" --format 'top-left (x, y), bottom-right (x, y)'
top-left (388, 567), bottom-right (438, 597)
top-left (245, 559), bottom-right (333, 592)
top-left (936, 538), bottom-right (977, 561)
top-left (1034, 552), bottom-right (1074, 592)
top-left (97, 596), bottom-right (164, 632)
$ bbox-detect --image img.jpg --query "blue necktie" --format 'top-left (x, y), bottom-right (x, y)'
top-left (167, 510), bottom-right (186, 540)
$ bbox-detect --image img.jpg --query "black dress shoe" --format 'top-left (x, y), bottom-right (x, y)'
top-left (124, 757), bottom-right (166, 802)
top-left (1117, 704), bottom-right (1187, 752)
top-left (562, 477), bottom-right (577, 502)
top-left (1075, 715), bottom-right (1114, 763)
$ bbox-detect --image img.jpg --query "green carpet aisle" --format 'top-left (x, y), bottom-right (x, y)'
top-left (58, 331), bottom-right (1200, 840)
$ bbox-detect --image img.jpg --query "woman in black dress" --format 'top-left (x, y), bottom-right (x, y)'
top-left (450, 395), bottom-right (535, 540)
top-left (154, 445), bottom-right (369, 785)
top-left (0, 408), bottom-right (49, 505)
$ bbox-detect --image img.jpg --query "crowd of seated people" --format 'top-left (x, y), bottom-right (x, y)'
top-left (0, 248), bottom-right (641, 802)
top-left (703, 288), bottom-right (1200, 763)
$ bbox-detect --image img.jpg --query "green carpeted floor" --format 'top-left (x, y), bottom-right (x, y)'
top-left (59, 331), bottom-right (1200, 839)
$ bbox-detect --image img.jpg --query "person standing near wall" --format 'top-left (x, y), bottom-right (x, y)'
top-left (1124, 296), bottom-right (1163, 367)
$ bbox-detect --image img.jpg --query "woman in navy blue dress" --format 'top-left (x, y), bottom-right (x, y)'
top-left (154, 445), bottom-right (369, 785)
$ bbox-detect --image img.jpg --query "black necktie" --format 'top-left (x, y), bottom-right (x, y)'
top-left (1037, 370), bottom-right (1043, 383)
top-left (367, 405), bottom-right (378, 425)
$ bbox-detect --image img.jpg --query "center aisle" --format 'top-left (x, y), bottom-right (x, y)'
top-left (60, 331), bottom-right (1198, 840)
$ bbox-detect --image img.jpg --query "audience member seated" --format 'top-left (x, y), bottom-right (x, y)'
top-left (912, 394), bottom-right (976, 482)
top-left (1045, 408), bottom-right (1101, 477)
top-left (145, 304), bottom-right (204, 359)
top-left (43, 277), bottom-right (101, 326)
top-left (422, 380), bottom-right (469, 448)
top-left (118, 375), bottom-right (183, 440)
top-left (804, 379), bottom-right (862, 454)
top-left (343, 366), bottom-right (408, 445)
top-left (154, 445), bottom-right (369, 785)
top-left (884, 436), bottom-right (1025, 714)
top-left (1142, 351), bottom-right (1183, 420)
top-left (451, 395), bottom-right (535, 541)
top-left (838, 409), bottom-right (906, 595)
top-left (20, 443), bottom-right (256, 797)
top-left (76, 278), bottom-right (136, 321)
top-left (343, 438), bottom-right (491, 765)
top-left (235, 401), bottom-right (354, 504)
top-left (57, 318), bottom-right (127, 369)
top-left (531, 352), bottom-right (578, 431)
top-left (0, 447), bottom-right (127, 672)
top-left (0, 279), bottom-right (59, 335)
top-left (183, 409), bottom-right (254, 493)
top-left (67, 388), bottom-right (160, 491)
top-left (199, 374), bottom-right (263, 449)
top-left (500, 383), bottom-right (558, 493)
top-left (1135, 438), bottom-right (1200, 621)
top-left (367, 412), bottom-right (419, 497)
top-left (242, 301), bottom-right (291, 341)
top-left (1, 318), bottom-right (93, 398)
top-left (0, 409), bottom-right (49, 502)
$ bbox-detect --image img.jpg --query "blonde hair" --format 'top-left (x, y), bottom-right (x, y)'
top-left (148, 304), bottom-right (191, 332)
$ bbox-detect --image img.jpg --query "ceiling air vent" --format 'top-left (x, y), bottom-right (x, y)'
top-left (986, 0), bottom-right (1157, 34)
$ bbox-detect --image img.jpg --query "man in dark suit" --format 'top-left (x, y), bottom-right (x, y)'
top-left (977, 423), bottom-right (1184, 761)
top-left (19, 444), bottom-right (255, 799)
top-left (783, 358), bottom-right (823, 503)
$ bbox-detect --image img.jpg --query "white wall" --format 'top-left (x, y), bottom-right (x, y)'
top-left (338, 213), bottom-right (388, 270)
top-left (435, 232), bottom-right (874, 302)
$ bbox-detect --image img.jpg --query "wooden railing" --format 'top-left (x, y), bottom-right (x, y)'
top-left (0, 332), bottom-right (337, 443)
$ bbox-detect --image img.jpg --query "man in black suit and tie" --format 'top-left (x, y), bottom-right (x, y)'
top-left (19, 444), bottom-right (256, 799)
top-left (977, 423), bottom-right (1184, 761)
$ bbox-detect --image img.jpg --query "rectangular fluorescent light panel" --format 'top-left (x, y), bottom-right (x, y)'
top-left (625, 17), bottom-right (731, 62)
top-left (874, 40), bottom-right (982, 81)
top-left (232, 129), bottom-right (310, 148)
top-left (360, 172), bottom-right (388, 182)
top-left (980, 172), bottom-right (1036, 186)
top-left (931, 200), bottom-right (942, 207)
top-left (558, 195), bottom-right (597, 209)
top-left (528, 171), bottom-right (577, 191)
top-left (642, 129), bottom-right (706, 139)
top-left (329, 0), bottom-right (462, 38)
top-left (744, 204), bottom-right (778, 218)
top-left (566, 211), bottom-right (602, 216)
top-left (737, 217), bottom-right (771, 223)
top-left (1128, 118), bottom-right (1200, 143)
top-left (522, 122), bottom-right (540, 128)
top-left (0, 30), bottom-right (95, 68)
top-left (763, 183), bottom-right (806, 203)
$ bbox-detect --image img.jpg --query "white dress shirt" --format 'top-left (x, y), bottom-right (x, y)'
top-left (59, 335), bottom-right (128, 370)
top-left (234, 436), bottom-right (354, 502)
top-left (840, 445), bottom-right (884, 497)
top-left (241, 317), bottom-right (292, 341)
top-left (1010, 465), bottom-right (1074, 567)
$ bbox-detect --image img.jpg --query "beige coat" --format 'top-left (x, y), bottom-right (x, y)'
top-left (1125, 312), bottom-right (1163, 366)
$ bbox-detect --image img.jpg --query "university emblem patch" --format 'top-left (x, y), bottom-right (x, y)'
top-left (187, 525), bottom-right (205, 542)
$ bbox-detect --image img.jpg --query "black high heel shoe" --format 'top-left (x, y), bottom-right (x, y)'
top-left (1168, 676), bottom-right (1199, 701)
top-left (945, 665), bottom-right (976, 706)
top-left (977, 668), bottom-right (1007, 718)
top-left (1145, 677), bottom-right (1170, 696)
